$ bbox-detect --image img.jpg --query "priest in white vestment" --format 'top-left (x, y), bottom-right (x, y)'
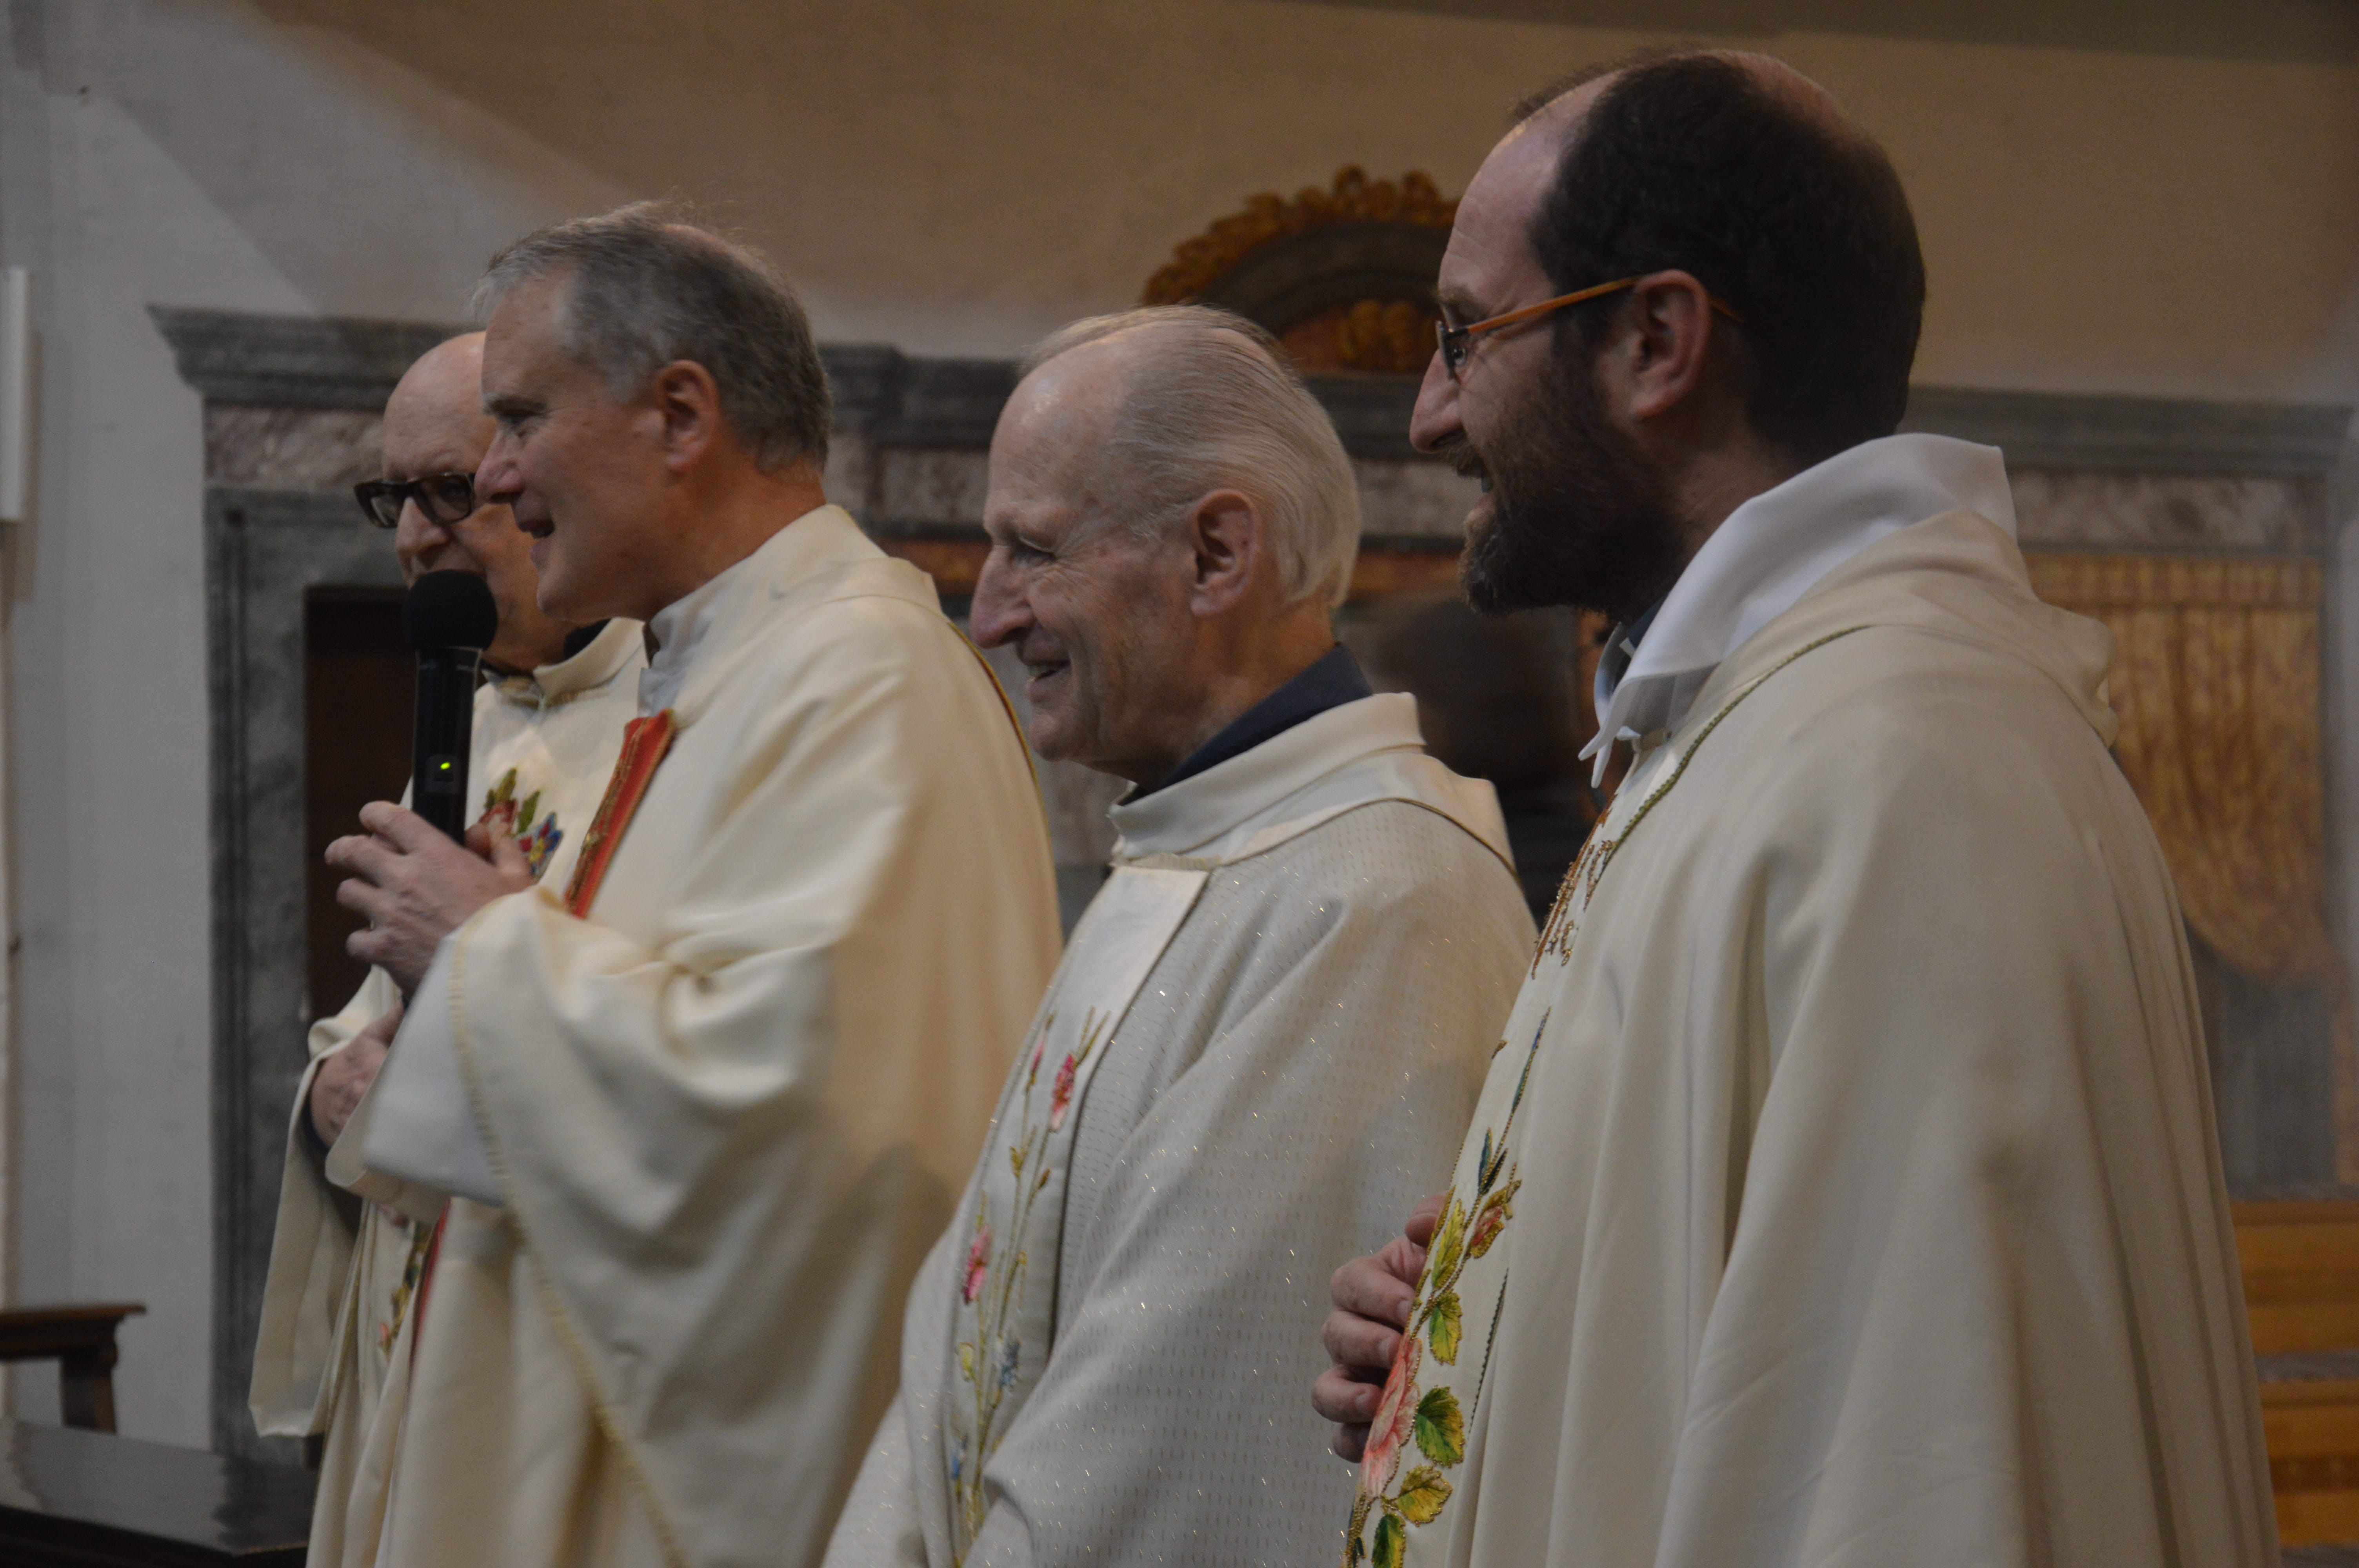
top-left (248, 332), bottom-right (646, 1566)
top-left (322, 207), bottom-right (1061, 1568)
top-left (825, 308), bottom-right (1534, 1568)
top-left (1316, 54), bottom-right (2274, 1567)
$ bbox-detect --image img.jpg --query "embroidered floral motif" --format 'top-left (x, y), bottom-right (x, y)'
top-left (1049, 1047), bottom-right (1082, 1131)
top-left (949, 1007), bottom-right (1110, 1564)
top-left (376, 1215), bottom-right (431, 1356)
top-left (476, 767), bottom-right (565, 880)
top-left (962, 1227), bottom-right (992, 1305)
top-left (1345, 1014), bottom-right (1546, 1567)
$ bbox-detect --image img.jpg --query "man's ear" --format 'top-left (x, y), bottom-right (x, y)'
top-left (1185, 489), bottom-right (1263, 620)
top-left (649, 359), bottom-right (726, 472)
top-left (1604, 270), bottom-right (1719, 424)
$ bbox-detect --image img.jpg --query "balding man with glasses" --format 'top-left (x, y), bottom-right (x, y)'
top-left (249, 330), bottom-right (647, 1567)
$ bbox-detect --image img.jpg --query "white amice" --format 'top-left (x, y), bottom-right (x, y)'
top-left (827, 693), bottom-right (1536, 1568)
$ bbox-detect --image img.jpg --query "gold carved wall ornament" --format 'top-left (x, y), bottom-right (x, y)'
top-left (1141, 167), bottom-right (1458, 376)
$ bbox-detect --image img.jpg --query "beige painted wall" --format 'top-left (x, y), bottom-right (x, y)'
top-left (234, 0), bottom-right (2359, 397)
top-left (0, 0), bottom-right (2352, 1448)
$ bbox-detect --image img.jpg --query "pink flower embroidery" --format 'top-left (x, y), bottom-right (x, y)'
top-left (1049, 1052), bottom-right (1080, 1130)
top-left (963, 1227), bottom-right (991, 1303)
top-left (1360, 1334), bottom-right (1421, 1497)
top-left (1467, 1197), bottom-right (1509, 1259)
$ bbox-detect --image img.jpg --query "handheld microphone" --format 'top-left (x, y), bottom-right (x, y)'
top-left (403, 571), bottom-right (499, 841)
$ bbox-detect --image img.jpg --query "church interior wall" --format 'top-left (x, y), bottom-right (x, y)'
top-left (0, 0), bottom-right (2352, 1450)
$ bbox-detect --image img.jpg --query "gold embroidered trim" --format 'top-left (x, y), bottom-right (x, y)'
top-left (1116, 851), bottom-right (1222, 873)
top-left (1534, 628), bottom-right (1871, 972)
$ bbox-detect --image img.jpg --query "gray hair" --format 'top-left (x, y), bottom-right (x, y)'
top-left (1023, 306), bottom-right (1360, 609)
top-left (473, 201), bottom-right (830, 470)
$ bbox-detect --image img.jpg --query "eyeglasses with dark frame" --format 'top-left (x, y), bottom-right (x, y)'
top-left (353, 472), bottom-right (480, 530)
top-left (1435, 276), bottom-right (1745, 381)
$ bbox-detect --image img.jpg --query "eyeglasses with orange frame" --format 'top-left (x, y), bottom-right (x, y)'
top-left (1435, 276), bottom-right (1744, 381)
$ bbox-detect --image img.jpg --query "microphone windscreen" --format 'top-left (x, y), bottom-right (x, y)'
top-left (404, 570), bottom-right (500, 653)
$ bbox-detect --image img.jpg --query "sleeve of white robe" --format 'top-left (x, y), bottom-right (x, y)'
top-left (965, 808), bottom-right (1529, 1567)
top-left (1646, 663), bottom-right (2275, 1566)
top-left (248, 964), bottom-right (399, 1436)
top-left (393, 593), bottom-right (1058, 1568)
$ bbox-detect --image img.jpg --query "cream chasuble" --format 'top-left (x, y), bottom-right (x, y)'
top-left (344, 506), bottom-right (1062, 1568)
top-left (247, 617), bottom-right (643, 1554)
top-left (1349, 510), bottom-right (2275, 1568)
top-left (827, 693), bottom-right (1536, 1568)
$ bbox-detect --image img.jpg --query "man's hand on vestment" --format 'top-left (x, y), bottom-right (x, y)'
top-left (1313, 1190), bottom-right (1446, 1461)
top-left (331, 802), bottom-right (534, 994)
top-left (309, 1002), bottom-right (401, 1147)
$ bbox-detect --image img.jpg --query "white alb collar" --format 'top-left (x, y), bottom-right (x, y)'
top-left (493, 616), bottom-right (642, 708)
top-left (1582, 433), bottom-right (2016, 784)
top-left (1107, 693), bottom-right (1511, 868)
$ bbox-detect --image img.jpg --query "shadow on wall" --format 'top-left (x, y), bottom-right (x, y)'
top-left (1345, 592), bottom-right (1604, 923)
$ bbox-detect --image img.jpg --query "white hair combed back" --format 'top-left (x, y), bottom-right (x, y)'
top-left (1024, 306), bottom-right (1361, 609)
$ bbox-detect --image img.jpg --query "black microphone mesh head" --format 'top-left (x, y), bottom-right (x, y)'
top-left (404, 570), bottom-right (500, 652)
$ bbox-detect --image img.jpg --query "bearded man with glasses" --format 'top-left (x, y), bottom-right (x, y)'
top-left (1314, 50), bottom-right (2273, 1568)
top-left (249, 330), bottom-right (647, 1566)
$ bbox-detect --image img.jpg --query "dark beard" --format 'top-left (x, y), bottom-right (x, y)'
top-left (1452, 343), bottom-right (1684, 624)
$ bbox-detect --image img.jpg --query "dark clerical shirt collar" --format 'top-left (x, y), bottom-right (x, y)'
top-left (1134, 644), bottom-right (1373, 799)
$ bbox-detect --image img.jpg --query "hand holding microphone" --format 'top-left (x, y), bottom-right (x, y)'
top-left (404, 570), bottom-right (498, 840)
top-left (326, 571), bottom-right (534, 995)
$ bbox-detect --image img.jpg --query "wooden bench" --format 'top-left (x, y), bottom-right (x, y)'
top-left (0, 1303), bottom-right (145, 1432)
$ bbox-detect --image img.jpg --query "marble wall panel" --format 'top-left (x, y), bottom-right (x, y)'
top-left (1353, 457), bottom-right (1479, 540)
top-left (876, 448), bottom-right (991, 529)
top-left (823, 432), bottom-right (878, 521)
top-left (204, 405), bottom-right (381, 490)
top-left (2012, 470), bottom-right (2322, 553)
top-left (870, 446), bottom-right (1479, 542)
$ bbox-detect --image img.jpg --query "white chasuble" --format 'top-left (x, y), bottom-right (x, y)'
top-left (246, 618), bottom-right (643, 1553)
top-left (945, 866), bottom-right (1205, 1553)
top-left (246, 622), bottom-right (646, 1405)
top-left (343, 507), bottom-right (1063, 1568)
top-left (1349, 511), bottom-right (2275, 1568)
top-left (827, 693), bottom-right (1538, 1568)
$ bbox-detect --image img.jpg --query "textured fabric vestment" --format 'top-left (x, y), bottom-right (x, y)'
top-left (1350, 508), bottom-right (2276, 1568)
top-left (344, 506), bottom-right (1064, 1568)
top-left (246, 616), bottom-right (645, 1563)
top-left (826, 693), bottom-right (1536, 1568)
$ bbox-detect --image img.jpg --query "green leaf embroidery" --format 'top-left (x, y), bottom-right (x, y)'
top-left (1427, 1196), bottom-right (1467, 1284)
top-left (1344, 1495), bottom-right (1372, 1567)
top-left (1396, 1465), bottom-right (1452, 1525)
top-left (1372, 1512), bottom-right (1406, 1568)
top-left (1414, 1385), bottom-right (1464, 1466)
top-left (1427, 1290), bottom-right (1462, 1365)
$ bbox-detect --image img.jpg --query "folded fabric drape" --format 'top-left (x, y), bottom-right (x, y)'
top-left (2026, 550), bottom-right (2354, 1179)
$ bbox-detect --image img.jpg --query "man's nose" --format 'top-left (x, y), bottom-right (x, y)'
top-left (1408, 350), bottom-right (1461, 456)
top-left (967, 556), bottom-right (1029, 650)
top-left (394, 502), bottom-right (452, 573)
top-left (477, 433), bottom-right (523, 508)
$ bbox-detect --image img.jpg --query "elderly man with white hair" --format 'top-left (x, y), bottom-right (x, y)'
top-left (823, 306), bottom-right (1534, 1568)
